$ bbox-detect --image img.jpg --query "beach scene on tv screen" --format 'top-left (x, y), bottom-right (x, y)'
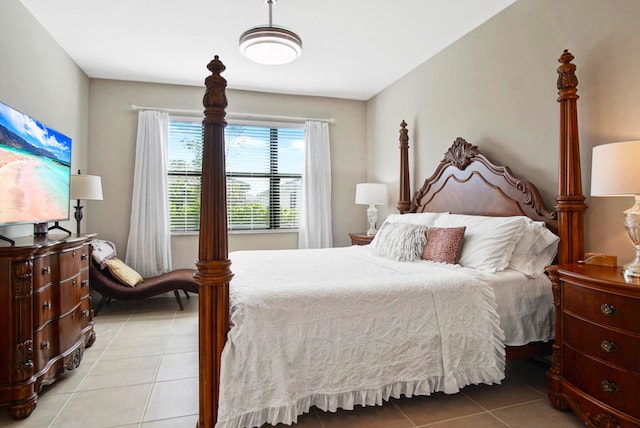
top-left (0, 101), bottom-right (72, 225)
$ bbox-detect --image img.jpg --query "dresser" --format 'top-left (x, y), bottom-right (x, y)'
top-left (546, 264), bottom-right (640, 427)
top-left (0, 234), bottom-right (96, 419)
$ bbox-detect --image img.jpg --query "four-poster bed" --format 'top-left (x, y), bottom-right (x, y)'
top-left (195, 50), bottom-right (586, 427)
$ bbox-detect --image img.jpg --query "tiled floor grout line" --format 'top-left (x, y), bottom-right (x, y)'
top-left (46, 310), bottom-right (134, 428)
top-left (389, 399), bottom-right (419, 427)
top-left (137, 306), bottom-right (179, 426)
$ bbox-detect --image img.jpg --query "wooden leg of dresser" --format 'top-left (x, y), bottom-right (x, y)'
top-left (8, 395), bottom-right (37, 420)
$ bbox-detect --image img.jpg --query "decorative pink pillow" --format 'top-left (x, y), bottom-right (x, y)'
top-left (421, 227), bottom-right (466, 264)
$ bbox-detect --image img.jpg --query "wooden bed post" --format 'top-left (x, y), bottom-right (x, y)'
top-left (397, 120), bottom-right (411, 213)
top-left (196, 55), bottom-right (233, 428)
top-left (555, 50), bottom-right (586, 265)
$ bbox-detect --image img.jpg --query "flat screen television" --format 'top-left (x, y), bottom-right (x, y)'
top-left (0, 100), bottom-right (72, 233)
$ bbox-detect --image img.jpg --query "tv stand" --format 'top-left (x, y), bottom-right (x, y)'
top-left (48, 221), bottom-right (72, 235)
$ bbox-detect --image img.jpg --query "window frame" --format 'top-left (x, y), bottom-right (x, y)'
top-left (167, 116), bottom-right (304, 234)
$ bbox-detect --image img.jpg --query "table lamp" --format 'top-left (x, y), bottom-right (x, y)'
top-left (591, 141), bottom-right (640, 278)
top-left (70, 170), bottom-right (103, 235)
top-left (355, 183), bottom-right (387, 236)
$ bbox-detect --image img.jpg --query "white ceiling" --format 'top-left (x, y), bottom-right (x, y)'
top-left (19, 0), bottom-right (516, 101)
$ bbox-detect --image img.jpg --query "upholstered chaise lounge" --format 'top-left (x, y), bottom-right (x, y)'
top-left (89, 260), bottom-right (198, 315)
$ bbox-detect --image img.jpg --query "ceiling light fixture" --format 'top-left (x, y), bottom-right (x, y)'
top-left (239, 0), bottom-right (302, 65)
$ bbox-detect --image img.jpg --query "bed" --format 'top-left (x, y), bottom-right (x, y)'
top-left (194, 50), bottom-right (586, 427)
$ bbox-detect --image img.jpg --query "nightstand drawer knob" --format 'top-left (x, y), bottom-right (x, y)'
top-left (600, 303), bottom-right (617, 316)
top-left (601, 380), bottom-right (619, 393)
top-left (81, 252), bottom-right (88, 260)
top-left (41, 341), bottom-right (50, 350)
top-left (42, 266), bottom-right (51, 275)
top-left (600, 340), bottom-right (617, 353)
top-left (42, 301), bottom-right (51, 310)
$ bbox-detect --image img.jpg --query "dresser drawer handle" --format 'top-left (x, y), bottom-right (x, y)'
top-left (601, 380), bottom-right (619, 393)
top-left (72, 250), bottom-right (76, 258)
top-left (81, 252), bottom-right (88, 260)
top-left (82, 310), bottom-right (90, 318)
top-left (72, 279), bottom-right (77, 287)
top-left (600, 340), bottom-right (618, 353)
top-left (42, 266), bottom-right (51, 275)
top-left (41, 341), bottom-right (50, 350)
top-left (81, 279), bottom-right (89, 287)
top-left (42, 301), bottom-right (51, 310)
top-left (600, 303), bottom-right (617, 316)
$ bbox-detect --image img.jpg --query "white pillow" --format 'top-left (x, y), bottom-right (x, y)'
top-left (380, 212), bottom-right (446, 227)
top-left (433, 214), bottom-right (527, 272)
top-left (91, 239), bottom-right (117, 270)
top-left (509, 220), bottom-right (559, 277)
top-left (370, 222), bottom-right (428, 262)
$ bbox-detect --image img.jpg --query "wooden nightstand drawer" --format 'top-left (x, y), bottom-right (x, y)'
top-left (563, 314), bottom-right (640, 373)
top-left (564, 346), bottom-right (640, 418)
top-left (563, 282), bottom-right (640, 334)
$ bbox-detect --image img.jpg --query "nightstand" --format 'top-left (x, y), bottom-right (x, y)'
top-left (349, 232), bottom-right (374, 246)
top-left (546, 264), bottom-right (640, 427)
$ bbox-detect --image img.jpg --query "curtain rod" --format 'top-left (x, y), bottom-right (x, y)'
top-left (131, 104), bottom-right (335, 124)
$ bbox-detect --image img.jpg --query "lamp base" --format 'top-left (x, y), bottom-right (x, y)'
top-left (622, 195), bottom-right (640, 279)
top-left (366, 204), bottom-right (378, 236)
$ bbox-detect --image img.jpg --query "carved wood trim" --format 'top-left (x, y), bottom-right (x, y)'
top-left (13, 339), bottom-right (34, 382)
top-left (407, 136), bottom-right (557, 232)
top-left (565, 395), bottom-right (622, 428)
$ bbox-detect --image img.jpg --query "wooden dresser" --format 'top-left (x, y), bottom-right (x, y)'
top-left (546, 264), bottom-right (640, 427)
top-left (0, 234), bottom-right (96, 419)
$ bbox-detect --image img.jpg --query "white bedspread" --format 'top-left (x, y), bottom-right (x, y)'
top-left (216, 246), bottom-right (506, 428)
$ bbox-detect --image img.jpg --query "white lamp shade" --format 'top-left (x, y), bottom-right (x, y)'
top-left (71, 174), bottom-right (103, 201)
top-left (591, 141), bottom-right (640, 196)
top-left (355, 183), bottom-right (387, 205)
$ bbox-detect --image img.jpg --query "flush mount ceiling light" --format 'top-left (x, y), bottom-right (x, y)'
top-left (239, 0), bottom-right (302, 65)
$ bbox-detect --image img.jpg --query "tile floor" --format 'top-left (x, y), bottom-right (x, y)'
top-left (0, 295), bottom-right (585, 428)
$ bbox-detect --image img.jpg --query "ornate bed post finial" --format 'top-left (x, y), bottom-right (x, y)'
top-left (198, 55), bottom-right (233, 428)
top-left (397, 120), bottom-right (411, 213)
top-left (555, 49), bottom-right (586, 265)
top-left (203, 55), bottom-right (228, 125)
top-left (557, 50), bottom-right (578, 101)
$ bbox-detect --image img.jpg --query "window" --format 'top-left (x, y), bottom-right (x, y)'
top-left (168, 120), bottom-right (304, 233)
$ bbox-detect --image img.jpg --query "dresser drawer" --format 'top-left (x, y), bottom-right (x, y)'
top-left (59, 306), bottom-right (83, 352)
top-left (60, 273), bottom-right (85, 315)
top-left (563, 282), bottom-right (640, 334)
top-left (59, 248), bottom-right (85, 282)
top-left (33, 320), bottom-right (59, 373)
top-left (563, 314), bottom-right (640, 373)
top-left (33, 284), bottom-right (60, 328)
top-left (79, 296), bottom-right (93, 330)
top-left (564, 346), bottom-right (640, 418)
top-left (32, 254), bottom-right (59, 290)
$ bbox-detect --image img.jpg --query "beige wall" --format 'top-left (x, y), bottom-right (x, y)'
top-left (88, 79), bottom-right (366, 269)
top-left (366, 0), bottom-right (640, 265)
top-left (0, 0), bottom-right (90, 241)
top-left (4, 0), bottom-right (639, 268)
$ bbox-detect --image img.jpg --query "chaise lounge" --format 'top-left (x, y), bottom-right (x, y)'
top-left (89, 260), bottom-right (198, 315)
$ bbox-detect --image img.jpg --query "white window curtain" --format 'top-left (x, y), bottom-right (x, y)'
top-left (125, 111), bottom-right (172, 277)
top-left (298, 121), bottom-right (333, 249)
